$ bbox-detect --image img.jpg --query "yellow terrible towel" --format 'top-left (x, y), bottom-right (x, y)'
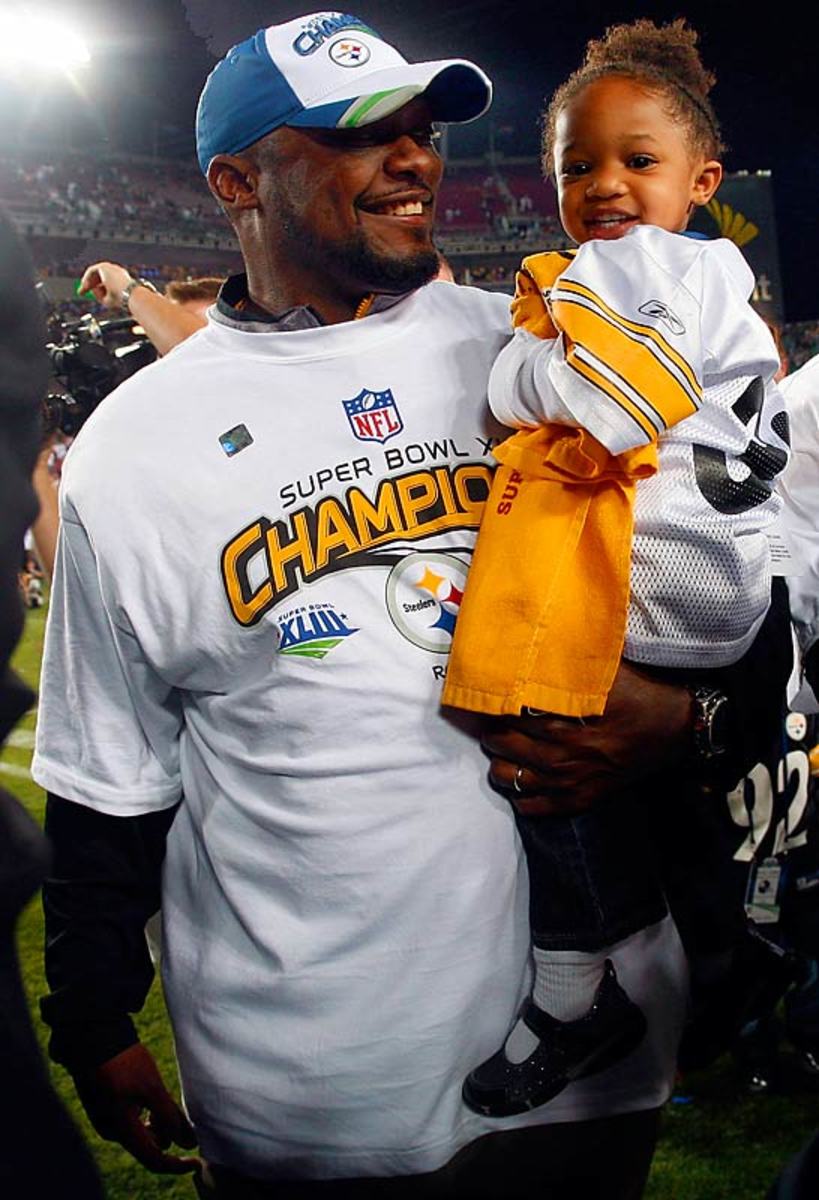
top-left (441, 251), bottom-right (659, 718)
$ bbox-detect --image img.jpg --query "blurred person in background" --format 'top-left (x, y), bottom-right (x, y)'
top-left (0, 209), bottom-right (103, 1195)
top-left (28, 269), bottom-right (224, 581)
top-left (165, 276), bottom-right (224, 320)
top-left (29, 437), bottom-right (61, 579)
top-left (78, 261), bottom-right (219, 355)
top-left (762, 347), bottom-right (819, 1200)
top-left (721, 336), bottom-right (819, 1097)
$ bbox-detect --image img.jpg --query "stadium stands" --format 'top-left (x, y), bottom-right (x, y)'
top-left (1, 149), bottom-right (812, 359)
top-left (0, 153), bottom-right (226, 240)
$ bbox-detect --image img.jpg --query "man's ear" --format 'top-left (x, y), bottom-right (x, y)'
top-left (691, 159), bottom-right (723, 208)
top-left (206, 155), bottom-right (260, 210)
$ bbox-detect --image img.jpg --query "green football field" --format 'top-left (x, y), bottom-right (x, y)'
top-left (5, 600), bottom-right (819, 1198)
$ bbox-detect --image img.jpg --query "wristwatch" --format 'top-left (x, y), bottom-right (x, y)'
top-left (120, 276), bottom-right (158, 314)
top-left (690, 687), bottom-right (730, 761)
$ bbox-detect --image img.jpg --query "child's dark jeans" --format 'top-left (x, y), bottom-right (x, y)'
top-left (515, 798), bottom-right (668, 952)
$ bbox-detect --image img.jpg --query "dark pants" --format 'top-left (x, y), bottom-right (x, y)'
top-left (517, 798), bottom-right (668, 953)
top-left (518, 747), bottom-right (759, 958)
top-left (516, 597), bottom-right (795, 959)
top-left (194, 1108), bottom-right (660, 1200)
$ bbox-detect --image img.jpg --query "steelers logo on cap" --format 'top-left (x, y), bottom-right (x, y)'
top-left (329, 38), bottom-right (371, 67)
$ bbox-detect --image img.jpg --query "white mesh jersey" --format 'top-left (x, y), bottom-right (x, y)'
top-left (32, 282), bottom-right (686, 1180)
top-left (490, 225), bottom-right (790, 668)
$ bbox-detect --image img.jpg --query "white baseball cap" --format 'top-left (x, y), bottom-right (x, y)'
top-left (196, 11), bottom-right (492, 172)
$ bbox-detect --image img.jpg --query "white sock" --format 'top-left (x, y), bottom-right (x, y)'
top-left (503, 948), bottom-right (610, 1064)
top-left (532, 946), bottom-right (609, 1021)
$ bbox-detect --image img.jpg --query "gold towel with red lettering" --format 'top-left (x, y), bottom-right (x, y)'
top-left (441, 251), bottom-right (661, 718)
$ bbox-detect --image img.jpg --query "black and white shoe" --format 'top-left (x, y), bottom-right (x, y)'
top-left (462, 961), bottom-right (647, 1117)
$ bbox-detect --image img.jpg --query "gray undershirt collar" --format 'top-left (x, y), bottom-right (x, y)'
top-left (213, 273), bottom-right (411, 333)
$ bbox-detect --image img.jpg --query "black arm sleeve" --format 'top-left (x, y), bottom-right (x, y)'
top-left (712, 576), bottom-right (793, 790)
top-left (40, 794), bottom-right (179, 1075)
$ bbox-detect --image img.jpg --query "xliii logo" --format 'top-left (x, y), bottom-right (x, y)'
top-left (277, 603), bottom-right (358, 660)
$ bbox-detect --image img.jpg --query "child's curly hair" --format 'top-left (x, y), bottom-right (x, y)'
top-left (542, 19), bottom-right (725, 175)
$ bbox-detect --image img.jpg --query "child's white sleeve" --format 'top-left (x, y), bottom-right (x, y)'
top-left (488, 328), bottom-right (577, 430)
top-left (490, 228), bottom-right (708, 455)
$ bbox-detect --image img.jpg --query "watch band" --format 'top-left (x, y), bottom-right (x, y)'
top-left (690, 686), bottom-right (729, 761)
top-left (120, 277), bottom-right (158, 314)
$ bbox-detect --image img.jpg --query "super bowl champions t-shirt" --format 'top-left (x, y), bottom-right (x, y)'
top-left (33, 282), bottom-right (685, 1180)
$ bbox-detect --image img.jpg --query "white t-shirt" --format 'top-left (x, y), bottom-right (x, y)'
top-left (33, 282), bottom-right (685, 1181)
top-left (489, 226), bottom-right (789, 668)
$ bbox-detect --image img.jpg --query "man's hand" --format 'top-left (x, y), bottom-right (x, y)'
top-left (73, 1043), bottom-right (199, 1175)
top-left (78, 262), bottom-right (134, 310)
top-left (483, 659), bottom-right (693, 815)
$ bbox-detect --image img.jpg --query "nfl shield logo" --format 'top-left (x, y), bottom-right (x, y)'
top-left (343, 388), bottom-right (403, 444)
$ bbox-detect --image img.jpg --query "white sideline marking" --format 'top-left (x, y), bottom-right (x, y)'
top-left (5, 730), bottom-right (35, 749)
top-left (0, 761), bottom-right (32, 780)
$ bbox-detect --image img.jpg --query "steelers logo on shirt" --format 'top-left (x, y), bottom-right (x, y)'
top-left (386, 552), bottom-right (467, 653)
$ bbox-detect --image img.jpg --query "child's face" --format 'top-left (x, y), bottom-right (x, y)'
top-left (552, 76), bottom-right (722, 245)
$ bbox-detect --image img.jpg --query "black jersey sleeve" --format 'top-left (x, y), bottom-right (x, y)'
top-left (714, 576), bottom-right (793, 790)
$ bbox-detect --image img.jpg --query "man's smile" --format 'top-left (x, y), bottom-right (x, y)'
top-left (357, 189), bottom-right (433, 223)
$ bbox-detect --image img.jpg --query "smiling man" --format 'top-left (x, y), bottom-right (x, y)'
top-left (33, 13), bottom-right (730, 1199)
top-left (211, 96), bottom-right (444, 325)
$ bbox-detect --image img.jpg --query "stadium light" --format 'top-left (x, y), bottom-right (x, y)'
top-left (0, 10), bottom-right (91, 71)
